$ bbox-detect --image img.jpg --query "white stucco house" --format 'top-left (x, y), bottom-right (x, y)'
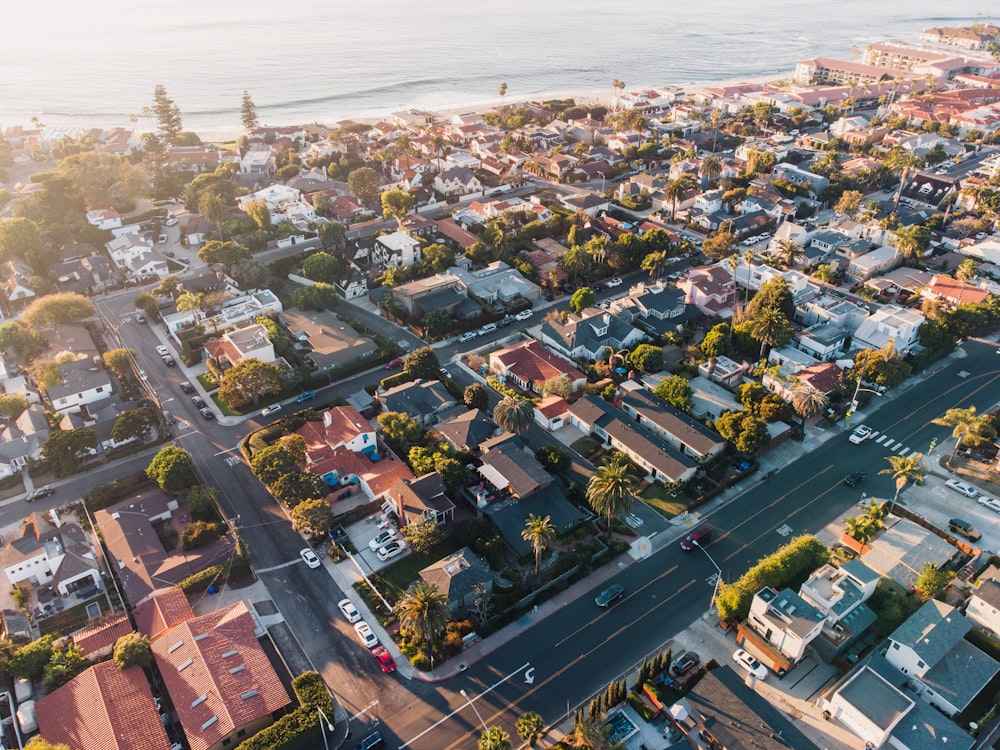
top-left (373, 231), bottom-right (422, 268)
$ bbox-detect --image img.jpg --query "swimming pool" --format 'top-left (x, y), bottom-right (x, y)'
top-left (606, 710), bottom-right (639, 745)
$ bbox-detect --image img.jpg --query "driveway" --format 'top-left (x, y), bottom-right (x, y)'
top-left (344, 512), bottom-right (410, 576)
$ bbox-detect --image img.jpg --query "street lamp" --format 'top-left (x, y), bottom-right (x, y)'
top-left (316, 706), bottom-right (334, 750)
top-left (693, 539), bottom-right (723, 614)
top-left (460, 689), bottom-right (491, 748)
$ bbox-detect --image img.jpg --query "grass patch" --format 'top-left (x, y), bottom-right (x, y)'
top-left (570, 436), bottom-right (600, 457)
top-left (378, 538), bottom-right (462, 595)
top-left (39, 595), bottom-right (111, 637)
top-left (639, 482), bottom-right (689, 518)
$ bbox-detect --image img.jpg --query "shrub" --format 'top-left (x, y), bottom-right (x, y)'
top-left (113, 633), bottom-right (152, 670)
top-left (291, 671), bottom-right (332, 713)
top-left (180, 521), bottom-right (224, 550)
top-left (443, 631), bottom-right (464, 655)
top-left (178, 566), bottom-right (224, 593)
top-left (84, 470), bottom-right (154, 512)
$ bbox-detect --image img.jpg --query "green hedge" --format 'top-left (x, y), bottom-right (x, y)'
top-left (84, 471), bottom-right (156, 512)
top-left (235, 672), bottom-right (331, 750)
top-left (715, 535), bottom-right (829, 622)
top-left (177, 565), bottom-right (225, 594)
top-left (380, 371), bottom-right (415, 391)
top-left (292, 672), bottom-right (332, 713)
top-left (487, 376), bottom-right (539, 404)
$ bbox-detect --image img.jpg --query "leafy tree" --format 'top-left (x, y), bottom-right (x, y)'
top-left (422, 243), bottom-right (454, 274)
top-left (542, 374), bottom-right (574, 399)
top-left (240, 90), bottom-right (259, 132)
top-left (569, 287), bottom-right (595, 314)
top-left (422, 308), bottom-right (453, 340)
top-left (218, 359), bottom-right (282, 407)
top-left (404, 346), bottom-right (440, 380)
top-left (434, 455), bottom-right (467, 492)
top-left (10, 635), bottom-right (55, 680)
top-left (916, 562), bottom-right (954, 601)
top-left (381, 189), bottom-right (415, 227)
top-left (152, 84), bottom-right (184, 145)
top-left (522, 513), bottom-right (556, 576)
top-left (653, 375), bottom-right (693, 412)
top-left (184, 485), bottom-right (221, 521)
top-left (146, 445), bottom-right (198, 491)
top-left (42, 643), bottom-right (88, 690)
top-left (464, 383), bottom-right (488, 411)
top-left (700, 323), bottom-right (732, 358)
top-left (291, 498), bottom-right (334, 536)
top-left (113, 632), bottom-right (152, 670)
top-left (57, 151), bottom-right (148, 211)
top-left (181, 520), bottom-right (224, 550)
top-left (535, 445), bottom-right (570, 475)
top-left (103, 347), bottom-right (136, 374)
top-left (197, 240), bottom-right (251, 269)
top-left (111, 406), bottom-right (159, 443)
top-left (629, 343), bottom-right (664, 373)
top-left (835, 189), bottom-right (863, 217)
top-left (378, 412), bottom-right (423, 451)
top-left (291, 282), bottom-right (339, 310)
top-left (933, 406), bottom-right (997, 466)
top-left (0, 394), bottom-right (28, 420)
top-left (348, 167), bottom-right (380, 207)
top-left (230, 258), bottom-right (270, 290)
top-left (493, 396), bottom-right (534, 435)
top-left (714, 410), bottom-right (770, 455)
top-left (42, 428), bottom-right (96, 475)
top-left (251, 444), bottom-right (297, 486)
top-left (244, 198), bottom-right (272, 232)
top-left (745, 276), bottom-right (795, 321)
top-left (401, 518), bottom-right (444, 553)
top-left (702, 231), bottom-right (736, 260)
top-left (0, 217), bottom-right (45, 266)
top-left (516, 712), bottom-right (545, 744)
top-left (586, 453), bottom-right (636, 537)
top-left (279, 434), bottom-right (307, 464)
top-left (25, 738), bottom-right (70, 750)
top-left (478, 727), bottom-right (512, 750)
top-left (318, 221), bottom-right (346, 252)
top-left (748, 306), bottom-right (792, 357)
top-left (302, 252), bottom-right (340, 283)
top-left (0, 321), bottom-right (47, 362)
top-left (396, 581), bottom-right (450, 667)
top-left (21, 293), bottom-right (93, 328)
top-left (270, 470), bottom-right (329, 508)
top-left (879, 453), bottom-right (925, 510)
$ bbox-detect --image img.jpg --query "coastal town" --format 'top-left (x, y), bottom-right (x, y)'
top-left (2, 20), bottom-right (1000, 750)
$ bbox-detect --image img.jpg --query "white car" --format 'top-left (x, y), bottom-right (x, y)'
top-left (368, 529), bottom-right (398, 551)
top-left (137, 369), bottom-right (148, 381)
top-left (165, 218), bottom-right (179, 227)
top-left (458, 331), bottom-right (478, 343)
top-left (946, 479), bottom-right (978, 498)
top-left (261, 404), bottom-right (282, 417)
top-left (978, 496), bottom-right (1000, 514)
top-left (376, 541), bottom-right (406, 561)
top-left (338, 598), bottom-right (361, 623)
top-left (514, 309), bottom-right (533, 322)
top-left (848, 425), bottom-right (872, 444)
top-left (156, 345), bottom-right (169, 356)
top-left (733, 649), bottom-right (767, 680)
top-left (299, 548), bottom-right (321, 569)
top-left (354, 621), bottom-right (379, 648)
top-left (606, 277), bottom-right (623, 287)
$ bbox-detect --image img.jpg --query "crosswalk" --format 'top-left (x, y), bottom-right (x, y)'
top-left (867, 430), bottom-right (922, 458)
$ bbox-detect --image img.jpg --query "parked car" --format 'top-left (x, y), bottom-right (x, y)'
top-left (135, 312), bottom-right (146, 323)
top-left (978, 495), bottom-right (1000, 514)
top-left (338, 598), bottom-right (362, 623)
top-left (384, 358), bottom-right (404, 370)
top-left (157, 234), bottom-right (167, 244)
top-left (594, 583), bottom-right (624, 607)
top-left (843, 471), bottom-right (866, 487)
top-left (606, 277), bottom-right (623, 287)
top-left (261, 404), bottom-right (282, 417)
top-left (296, 390), bottom-right (316, 403)
top-left (680, 526), bottom-right (713, 551)
top-left (199, 407), bottom-right (215, 420)
top-left (946, 479), bottom-right (978, 498)
top-left (161, 354), bottom-right (176, 367)
top-left (733, 649), bottom-right (767, 680)
top-left (191, 396), bottom-right (207, 409)
top-left (515, 309), bottom-right (533, 321)
top-left (372, 646), bottom-right (397, 674)
top-left (671, 651), bottom-right (700, 677)
top-left (458, 331), bottom-right (478, 343)
top-left (354, 621), bottom-right (379, 648)
top-left (137, 369), bottom-right (148, 381)
top-left (357, 731), bottom-right (386, 750)
top-left (156, 345), bottom-right (169, 356)
top-left (848, 425), bottom-right (872, 444)
top-left (949, 517), bottom-right (982, 541)
top-left (299, 548), bottom-right (321, 569)
top-left (376, 541), bottom-right (406, 561)
top-left (25, 485), bottom-right (54, 502)
top-left (179, 381), bottom-right (195, 394)
top-left (368, 529), bottom-right (398, 551)
top-left (165, 218), bottom-right (179, 227)
top-left (477, 322), bottom-right (498, 336)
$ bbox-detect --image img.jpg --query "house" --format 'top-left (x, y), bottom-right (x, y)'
top-left (742, 586), bottom-right (824, 667)
top-left (798, 560), bottom-right (880, 662)
top-left (853, 306), bottom-right (924, 352)
top-left (390, 472), bottom-right (455, 527)
top-left (373, 230), bottom-right (422, 268)
top-left (437, 409), bottom-right (496, 454)
top-left (796, 322), bottom-right (850, 361)
top-left (278, 309), bottom-right (377, 373)
top-left (204, 323), bottom-right (275, 370)
top-left (436, 217), bottom-right (480, 252)
top-left (387, 273), bottom-right (468, 318)
top-left (151, 602), bottom-right (291, 750)
top-left (237, 184), bottom-right (301, 213)
top-left (618, 385), bottom-right (726, 462)
top-left (860, 517), bottom-right (957, 591)
top-left (106, 234), bottom-right (169, 278)
top-left (379, 378), bottom-right (457, 426)
top-left (70, 613), bottom-right (134, 660)
top-left (676, 265), bottom-right (736, 319)
top-left (534, 395), bottom-right (570, 432)
top-left (334, 262), bottom-right (370, 301)
top-left (46, 358), bottom-right (113, 414)
top-left (567, 396), bottom-right (698, 485)
top-left (0, 510), bottom-right (102, 597)
top-left (85, 208), bottom-right (122, 231)
top-left (239, 145), bottom-right (277, 178)
top-left (966, 575), bottom-right (1000, 635)
top-left (297, 406), bottom-right (413, 499)
top-left (419, 547), bottom-right (493, 613)
top-left (697, 354), bottom-right (749, 390)
top-left (847, 244), bottom-right (902, 281)
top-left (610, 280), bottom-right (689, 336)
top-left (489, 340), bottom-right (586, 395)
top-left (434, 167), bottom-right (483, 197)
top-left (0, 404), bottom-right (49, 478)
top-left (921, 273), bottom-right (993, 306)
top-left (883, 599), bottom-right (1000, 717)
top-left (52, 255), bottom-right (120, 295)
top-left (36, 662), bottom-right (171, 750)
top-left (538, 308), bottom-right (646, 361)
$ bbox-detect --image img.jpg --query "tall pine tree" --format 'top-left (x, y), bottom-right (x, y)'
top-left (152, 84), bottom-right (183, 145)
top-left (241, 91), bottom-right (259, 132)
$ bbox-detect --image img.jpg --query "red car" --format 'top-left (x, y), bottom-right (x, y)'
top-left (384, 358), bottom-right (404, 370)
top-left (372, 646), bottom-right (396, 673)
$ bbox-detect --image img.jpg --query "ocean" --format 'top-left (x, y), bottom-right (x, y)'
top-left (0, 0), bottom-right (992, 139)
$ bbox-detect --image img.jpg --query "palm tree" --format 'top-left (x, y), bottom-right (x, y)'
top-left (478, 726), bottom-right (512, 750)
top-left (396, 581), bottom-right (450, 668)
top-left (586, 453), bottom-right (636, 538)
top-left (521, 514), bottom-right (556, 577)
top-left (933, 406), bottom-right (997, 467)
top-left (893, 224), bottom-right (931, 265)
top-left (879, 453), bottom-right (925, 511)
top-left (493, 396), bottom-right (534, 435)
top-left (748, 307), bottom-right (791, 358)
top-left (790, 384), bottom-right (829, 430)
top-left (955, 258), bottom-right (979, 301)
top-left (664, 173), bottom-right (696, 221)
top-left (498, 82), bottom-right (508, 109)
top-left (641, 250), bottom-right (668, 280)
top-left (844, 516), bottom-right (874, 545)
top-left (699, 155), bottom-right (722, 188)
top-left (883, 146), bottom-right (921, 211)
top-left (776, 238), bottom-right (804, 269)
top-left (175, 291), bottom-right (203, 316)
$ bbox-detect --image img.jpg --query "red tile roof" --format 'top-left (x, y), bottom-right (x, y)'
top-left (133, 588), bottom-right (196, 639)
top-left (535, 395), bottom-right (569, 419)
top-left (307, 443), bottom-right (413, 498)
top-left (924, 274), bottom-right (991, 305)
top-left (71, 613), bottom-right (134, 659)
top-left (152, 602), bottom-right (290, 750)
top-left (36, 662), bottom-right (169, 750)
top-left (491, 340), bottom-right (584, 389)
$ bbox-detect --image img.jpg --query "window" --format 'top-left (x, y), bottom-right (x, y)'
top-left (222, 740), bottom-right (231, 747)
top-left (917, 660), bottom-right (925, 669)
top-left (891, 642), bottom-right (900, 650)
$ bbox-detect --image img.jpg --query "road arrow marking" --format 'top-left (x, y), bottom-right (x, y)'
top-left (524, 667), bottom-right (535, 685)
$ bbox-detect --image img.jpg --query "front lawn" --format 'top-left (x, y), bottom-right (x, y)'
top-left (378, 538), bottom-right (462, 595)
top-left (639, 482), bottom-right (689, 519)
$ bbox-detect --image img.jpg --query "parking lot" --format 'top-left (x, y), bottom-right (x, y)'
top-left (898, 466), bottom-right (1000, 551)
top-left (342, 512), bottom-right (411, 575)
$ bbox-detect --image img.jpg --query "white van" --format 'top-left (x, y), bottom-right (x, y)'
top-left (478, 322), bottom-right (498, 335)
